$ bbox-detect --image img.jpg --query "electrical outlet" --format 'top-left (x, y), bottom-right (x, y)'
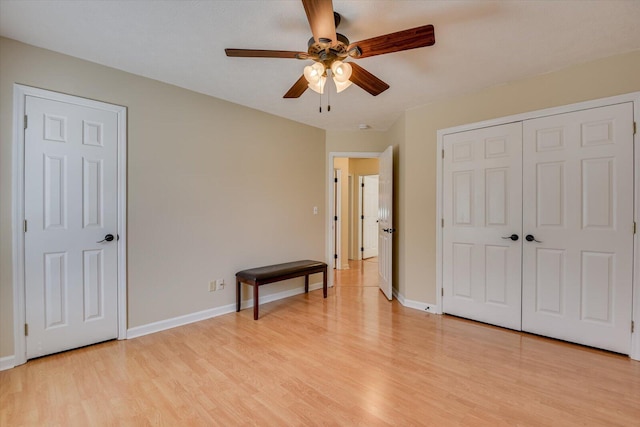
top-left (209, 281), bottom-right (216, 292)
top-left (216, 279), bottom-right (225, 291)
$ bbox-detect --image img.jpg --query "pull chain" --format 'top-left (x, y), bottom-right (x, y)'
top-left (319, 89), bottom-right (322, 113)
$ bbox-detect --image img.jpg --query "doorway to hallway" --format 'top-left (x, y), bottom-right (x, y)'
top-left (334, 258), bottom-right (379, 287)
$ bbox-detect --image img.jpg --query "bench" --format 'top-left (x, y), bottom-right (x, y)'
top-left (236, 260), bottom-right (328, 319)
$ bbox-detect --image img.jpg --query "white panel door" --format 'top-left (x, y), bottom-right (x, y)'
top-left (443, 123), bottom-right (523, 330)
top-left (25, 95), bottom-right (119, 359)
top-left (362, 175), bottom-right (379, 259)
top-left (378, 146), bottom-right (393, 300)
top-left (522, 103), bottom-right (634, 354)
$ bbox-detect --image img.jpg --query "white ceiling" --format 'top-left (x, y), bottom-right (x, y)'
top-left (1, 1), bottom-right (639, 131)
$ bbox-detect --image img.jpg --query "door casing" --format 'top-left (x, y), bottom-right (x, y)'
top-left (436, 91), bottom-right (640, 361)
top-left (327, 152), bottom-right (382, 287)
top-left (11, 84), bottom-right (127, 367)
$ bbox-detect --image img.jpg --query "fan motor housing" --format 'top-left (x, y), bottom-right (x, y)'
top-left (307, 33), bottom-right (350, 62)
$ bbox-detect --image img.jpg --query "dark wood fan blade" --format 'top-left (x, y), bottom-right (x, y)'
top-left (349, 63), bottom-right (389, 96)
top-left (225, 49), bottom-right (303, 59)
top-left (349, 24), bottom-right (435, 59)
top-left (302, 0), bottom-right (337, 45)
top-left (284, 75), bottom-right (308, 98)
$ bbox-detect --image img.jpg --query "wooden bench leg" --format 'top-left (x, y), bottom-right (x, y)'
top-left (323, 267), bottom-right (327, 298)
top-left (253, 283), bottom-right (259, 320)
top-left (305, 275), bottom-right (309, 293)
top-left (236, 279), bottom-right (241, 312)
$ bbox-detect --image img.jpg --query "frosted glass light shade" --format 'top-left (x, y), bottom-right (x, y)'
top-left (331, 61), bottom-right (352, 83)
top-left (333, 78), bottom-right (353, 93)
top-left (304, 62), bottom-right (326, 94)
top-left (304, 62), bottom-right (325, 84)
top-left (307, 76), bottom-right (326, 94)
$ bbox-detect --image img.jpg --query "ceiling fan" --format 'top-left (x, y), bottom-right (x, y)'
top-left (225, 0), bottom-right (435, 99)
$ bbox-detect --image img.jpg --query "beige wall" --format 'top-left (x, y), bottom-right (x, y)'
top-left (0, 38), bottom-right (325, 358)
top-left (401, 50), bottom-right (640, 304)
top-left (349, 158), bottom-right (379, 177)
top-left (325, 130), bottom-right (390, 154)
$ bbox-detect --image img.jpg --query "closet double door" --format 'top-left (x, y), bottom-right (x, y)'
top-left (442, 103), bottom-right (634, 354)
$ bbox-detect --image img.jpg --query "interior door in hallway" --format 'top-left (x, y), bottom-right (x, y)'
top-left (521, 102), bottom-right (634, 354)
top-left (362, 174), bottom-right (379, 259)
top-left (24, 95), bottom-right (119, 359)
top-left (378, 146), bottom-right (394, 300)
top-left (442, 122), bottom-right (523, 330)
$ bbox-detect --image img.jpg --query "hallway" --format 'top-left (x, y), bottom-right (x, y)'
top-left (333, 257), bottom-right (379, 287)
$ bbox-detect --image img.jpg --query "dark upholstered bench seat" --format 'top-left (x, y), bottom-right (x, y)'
top-left (236, 260), bottom-right (328, 319)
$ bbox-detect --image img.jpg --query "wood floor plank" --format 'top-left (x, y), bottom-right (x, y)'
top-left (1, 260), bottom-right (639, 425)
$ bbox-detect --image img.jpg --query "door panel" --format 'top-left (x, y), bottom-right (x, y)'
top-left (362, 175), bottom-right (379, 259)
top-left (378, 146), bottom-right (393, 300)
top-left (522, 103), bottom-right (634, 354)
top-left (25, 95), bottom-right (118, 359)
top-left (443, 122), bottom-right (523, 330)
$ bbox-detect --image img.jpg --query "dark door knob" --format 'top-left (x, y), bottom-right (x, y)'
top-left (97, 234), bottom-right (115, 243)
top-left (501, 234), bottom-right (519, 241)
top-left (525, 234), bottom-right (542, 243)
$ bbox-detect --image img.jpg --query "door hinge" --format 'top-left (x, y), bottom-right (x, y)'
top-left (24, 220), bottom-right (27, 232)
top-left (24, 115), bottom-right (28, 130)
top-left (441, 218), bottom-right (444, 228)
top-left (632, 320), bottom-right (635, 333)
top-left (441, 288), bottom-right (444, 297)
top-left (634, 222), bottom-right (637, 234)
top-left (361, 182), bottom-right (364, 188)
top-left (334, 177), bottom-right (338, 183)
top-left (634, 121), bottom-right (637, 135)
top-left (334, 254), bottom-right (338, 259)
top-left (24, 323), bottom-right (29, 336)
top-left (361, 215), bottom-right (364, 220)
top-left (361, 247), bottom-right (364, 252)
top-left (334, 215), bottom-right (338, 221)
top-left (442, 149), bottom-right (444, 159)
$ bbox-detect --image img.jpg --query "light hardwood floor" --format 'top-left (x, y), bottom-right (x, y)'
top-left (2, 261), bottom-right (639, 426)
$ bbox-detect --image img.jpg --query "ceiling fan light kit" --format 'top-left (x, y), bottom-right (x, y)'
top-left (225, 0), bottom-right (435, 109)
top-left (304, 62), bottom-right (327, 94)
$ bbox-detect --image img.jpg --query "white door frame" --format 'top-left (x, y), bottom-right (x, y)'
top-left (333, 169), bottom-right (342, 269)
top-left (12, 84), bottom-right (127, 367)
top-left (327, 152), bottom-right (381, 286)
top-left (357, 175), bottom-right (365, 261)
top-left (436, 91), bottom-right (640, 360)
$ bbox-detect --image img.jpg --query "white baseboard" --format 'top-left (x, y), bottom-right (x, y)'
top-left (127, 282), bottom-right (324, 339)
top-left (393, 288), bottom-right (440, 314)
top-left (126, 303), bottom-right (236, 339)
top-left (0, 355), bottom-right (16, 371)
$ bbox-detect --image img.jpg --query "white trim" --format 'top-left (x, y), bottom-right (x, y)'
top-left (327, 152), bottom-right (382, 287)
top-left (11, 84), bottom-right (127, 366)
top-left (0, 356), bottom-right (16, 371)
top-left (334, 168), bottom-right (343, 269)
top-left (11, 86), bottom-right (27, 368)
top-left (393, 288), bottom-right (439, 314)
top-left (358, 175), bottom-right (364, 261)
top-left (435, 91), bottom-right (640, 361)
top-left (633, 93), bottom-right (640, 361)
top-left (127, 282), bottom-right (325, 339)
